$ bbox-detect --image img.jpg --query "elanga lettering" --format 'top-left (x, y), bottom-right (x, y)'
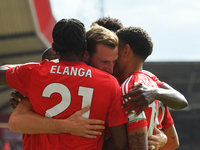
top-left (50, 65), bottom-right (92, 78)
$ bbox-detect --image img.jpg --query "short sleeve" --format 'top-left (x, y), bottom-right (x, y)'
top-left (6, 63), bottom-right (38, 97)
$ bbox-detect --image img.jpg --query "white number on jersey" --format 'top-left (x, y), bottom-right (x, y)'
top-left (42, 83), bottom-right (94, 118)
top-left (148, 101), bottom-right (165, 134)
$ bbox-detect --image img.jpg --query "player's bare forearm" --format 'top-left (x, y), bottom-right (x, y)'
top-left (8, 97), bottom-right (63, 134)
top-left (103, 124), bottom-right (128, 150)
top-left (128, 126), bottom-right (148, 150)
top-left (121, 83), bottom-right (188, 115)
top-left (156, 83), bottom-right (188, 110)
top-left (159, 125), bottom-right (179, 150)
top-left (9, 99), bottom-right (105, 137)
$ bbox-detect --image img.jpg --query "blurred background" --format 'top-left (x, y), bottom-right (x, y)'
top-left (0, 0), bottom-right (199, 149)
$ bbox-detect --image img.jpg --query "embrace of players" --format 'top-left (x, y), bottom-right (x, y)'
top-left (0, 17), bottom-right (188, 150)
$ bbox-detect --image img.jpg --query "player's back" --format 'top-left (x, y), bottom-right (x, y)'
top-left (23, 60), bottom-right (126, 150)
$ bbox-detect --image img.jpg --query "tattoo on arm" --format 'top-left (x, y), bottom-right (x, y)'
top-left (129, 132), bottom-right (147, 150)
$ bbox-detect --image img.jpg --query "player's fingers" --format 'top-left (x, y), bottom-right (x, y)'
top-left (121, 88), bottom-right (142, 100)
top-left (81, 134), bottom-right (97, 139)
top-left (87, 124), bottom-right (105, 130)
top-left (135, 104), bottom-right (148, 116)
top-left (85, 129), bottom-right (103, 136)
top-left (87, 119), bottom-right (105, 124)
top-left (154, 126), bottom-right (160, 133)
top-left (76, 105), bottom-right (90, 115)
top-left (10, 98), bottom-right (19, 105)
top-left (148, 134), bottom-right (159, 142)
top-left (84, 118), bottom-right (105, 125)
top-left (125, 99), bottom-right (143, 113)
top-left (129, 83), bottom-right (143, 92)
top-left (148, 139), bottom-right (158, 145)
top-left (122, 97), bottom-right (139, 109)
top-left (9, 103), bottom-right (16, 109)
top-left (11, 92), bottom-right (21, 101)
top-left (148, 145), bottom-right (156, 150)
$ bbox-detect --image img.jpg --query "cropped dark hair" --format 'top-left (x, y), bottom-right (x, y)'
top-left (116, 27), bottom-right (153, 61)
top-left (52, 18), bottom-right (86, 56)
top-left (91, 17), bottom-right (123, 32)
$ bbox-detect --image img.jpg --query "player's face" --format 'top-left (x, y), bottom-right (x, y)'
top-left (89, 43), bottom-right (118, 74)
top-left (113, 42), bottom-right (126, 78)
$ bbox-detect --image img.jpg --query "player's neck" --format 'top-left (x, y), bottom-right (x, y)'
top-left (118, 60), bottom-right (143, 84)
top-left (58, 52), bottom-right (83, 62)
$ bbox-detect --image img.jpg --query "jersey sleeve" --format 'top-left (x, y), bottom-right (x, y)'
top-left (161, 105), bottom-right (174, 130)
top-left (121, 75), bottom-right (148, 131)
top-left (6, 63), bottom-right (38, 97)
top-left (106, 77), bottom-right (128, 128)
top-left (142, 70), bottom-right (165, 87)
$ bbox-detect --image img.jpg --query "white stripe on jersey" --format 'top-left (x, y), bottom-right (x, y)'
top-left (142, 70), bottom-right (155, 77)
top-left (121, 75), bottom-right (133, 103)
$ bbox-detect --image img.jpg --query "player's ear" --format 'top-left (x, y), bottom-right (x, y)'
top-left (83, 50), bottom-right (90, 64)
top-left (84, 40), bottom-right (87, 51)
top-left (124, 44), bottom-right (131, 58)
top-left (52, 43), bottom-right (56, 53)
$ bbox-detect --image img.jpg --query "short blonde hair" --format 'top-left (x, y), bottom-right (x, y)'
top-left (86, 24), bottom-right (118, 56)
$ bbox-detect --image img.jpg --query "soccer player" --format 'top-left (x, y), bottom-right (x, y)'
top-left (9, 21), bottom-right (187, 149)
top-left (92, 17), bottom-right (187, 149)
top-left (113, 26), bottom-right (180, 150)
top-left (0, 18), bottom-right (128, 150)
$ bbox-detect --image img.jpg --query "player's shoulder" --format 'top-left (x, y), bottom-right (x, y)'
top-left (142, 70), bottom-right (156, 77)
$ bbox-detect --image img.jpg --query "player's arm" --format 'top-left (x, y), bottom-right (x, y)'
top-left (0, 65), bottom-right (10, 85)
top-left (102, 124), bottom-right (128, 150)
top-left (0, 64), bottom-right (23, 85)
top-left (9, 97), bottom-right (105, 138)
top-left (122, 83), bottom-right (188, 115)
top-left (159, 124), bottom-right (179, 150)
top-left (157, 83), bottom-right (188, 109)
top-left (148, 127), bottom-right (167, 150)
top-left (128, 126), bottom-right (148, 150)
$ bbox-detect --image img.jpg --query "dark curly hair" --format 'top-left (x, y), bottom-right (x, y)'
top-left (116, 27), bottom-right (153, 61)
top-left (52, 18), bottom-right (86, 56)
top-left (91, 16), bottom-right (123, 32)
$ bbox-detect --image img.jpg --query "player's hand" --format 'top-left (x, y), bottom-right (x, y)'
top-left (10, 91), bottom-right (24, 109)
top-left (148, 127), bottom-right (167, 150)
top-left (121, 83), bottom-right (158, 116)
top-left (64, 105), bottom-right (105, 138)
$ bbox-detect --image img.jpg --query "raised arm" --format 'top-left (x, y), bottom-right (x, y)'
top-left (9, 97), bottom-right (105, 138)
top-left (122, 83), bottom-right (188, 115)
top-left (157, 83), bottom-right (188, 109)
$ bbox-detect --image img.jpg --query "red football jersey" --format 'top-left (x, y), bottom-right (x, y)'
top-left (120, 71), bottom-right (173, 134)
top-left (6, 60), bottom-right (128, 150)
top-left (142, 70), bottom-right (173, 131)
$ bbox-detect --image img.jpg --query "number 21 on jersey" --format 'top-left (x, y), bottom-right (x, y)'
top-left (42, 83), bottom-right (94, 118)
